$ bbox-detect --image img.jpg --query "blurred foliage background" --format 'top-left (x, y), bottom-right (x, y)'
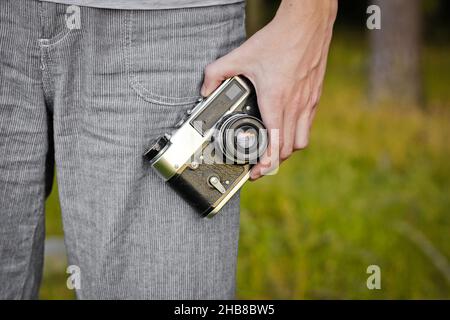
top-left (41, 0), bottom-right (450, 299)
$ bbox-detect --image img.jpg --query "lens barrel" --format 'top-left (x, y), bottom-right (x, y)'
top-left (216, 113), bottom-right (267, 164)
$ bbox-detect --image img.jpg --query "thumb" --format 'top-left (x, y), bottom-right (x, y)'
top-left (201, 52), bottom-right (241, 97)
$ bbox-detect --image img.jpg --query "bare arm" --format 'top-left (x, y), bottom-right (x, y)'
top-left (201, 0), bottom-right (338, 179)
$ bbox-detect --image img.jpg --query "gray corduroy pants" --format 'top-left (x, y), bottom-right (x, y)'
top-left (0, 0), bottom-right (245, 299)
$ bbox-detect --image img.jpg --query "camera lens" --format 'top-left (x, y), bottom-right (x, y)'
top-left (216, 114), bottom-right (267, 164)
top-left (235, 126), bottom-right (258, 150)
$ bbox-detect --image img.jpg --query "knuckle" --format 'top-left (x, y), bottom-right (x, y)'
top-left (204, 63), bottom-right (218, 78)
top-left (291, 95), bottom-right (303, 109)
top-left (312, 97), bottom-right (320, 108)
top-left (311, 91), bottom-right (322, 107)
top-left (292, 107), bottom-right (302, 120)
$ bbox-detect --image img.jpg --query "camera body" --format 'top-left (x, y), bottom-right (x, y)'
top-left (144, 76), bottom-right (267, 218)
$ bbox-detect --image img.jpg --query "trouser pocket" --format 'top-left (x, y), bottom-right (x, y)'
top-left (125, 2), bottom-right (246, 106)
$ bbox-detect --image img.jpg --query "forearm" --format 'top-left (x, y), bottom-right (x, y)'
top-left (275, 0), bottom-right (338, 27)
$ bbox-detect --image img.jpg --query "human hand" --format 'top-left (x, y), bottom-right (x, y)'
top-left (201, 0), bottom-right (337, 180)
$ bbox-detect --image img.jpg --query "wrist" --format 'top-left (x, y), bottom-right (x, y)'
top-left (274, 0), bottom-right (338, 26)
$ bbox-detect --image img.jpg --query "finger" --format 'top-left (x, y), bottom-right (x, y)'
top-left (201, 51), bottom-right (241, 97)
top-left (281, 80), bottom-right (311, 161)
top-left (250, 131), bottom-right (281, 180)
top-left (280, 107), bottom-right (296, 162)
top-left (294, 109), bottom-right (312, 150)
top-left (292, 49), bottom-right (326, 150)
top-left (250, 93), bottom-right (283, 180)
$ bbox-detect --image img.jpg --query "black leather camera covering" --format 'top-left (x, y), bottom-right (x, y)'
top-left (167, 160), bottom-right (249, 217)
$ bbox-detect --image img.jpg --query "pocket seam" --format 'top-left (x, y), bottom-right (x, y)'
top-left (129, 77), bottom-right (200, 106)
top-left (38, 25), bottom-right (76, 48)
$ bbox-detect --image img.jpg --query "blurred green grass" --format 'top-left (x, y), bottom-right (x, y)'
top-left (41, 34), bottom-right (450, 299)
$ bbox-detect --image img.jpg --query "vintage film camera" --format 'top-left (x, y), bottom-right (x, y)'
top-left (144, 76), bottom-right (268, 218)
